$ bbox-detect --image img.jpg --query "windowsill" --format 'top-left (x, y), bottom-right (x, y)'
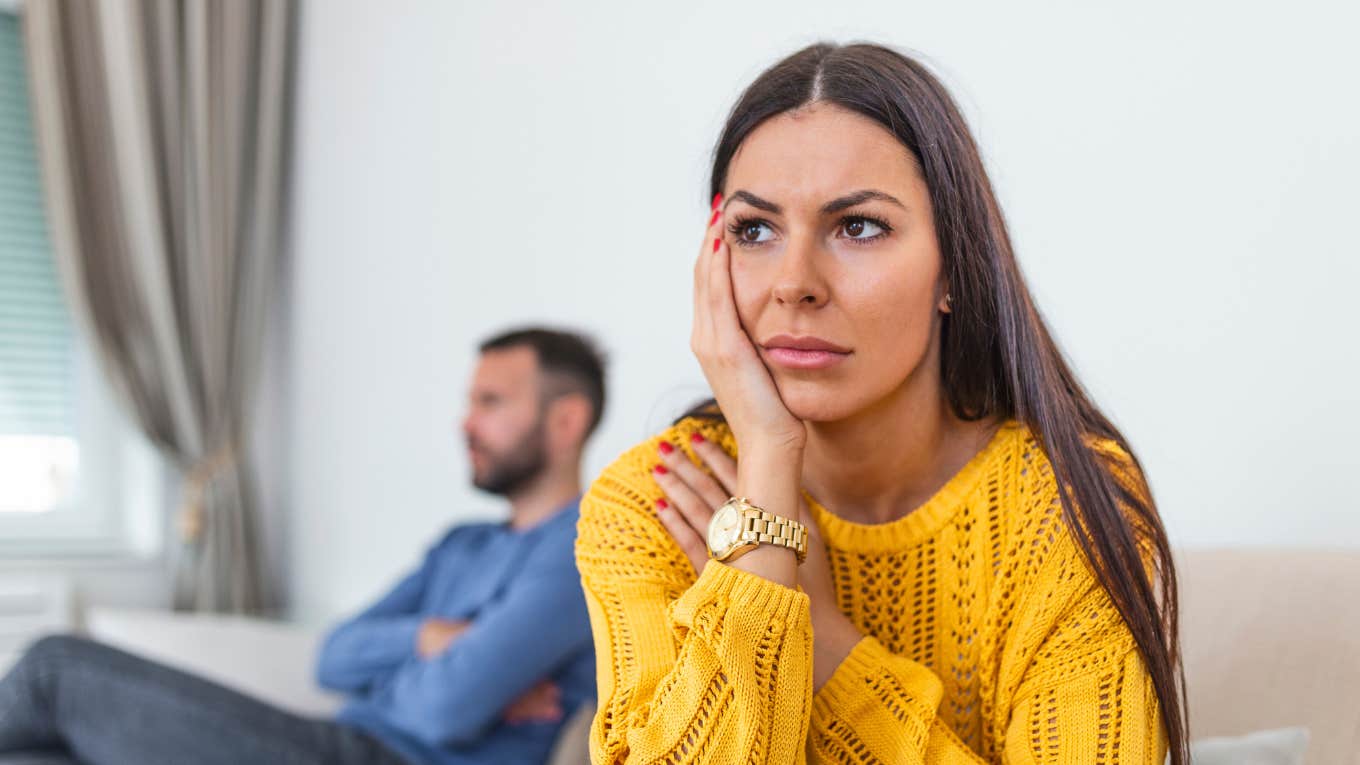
top-left (0, 544), bottom-right (173, 630)
top-left (0, 547), bottom-right (166, 572)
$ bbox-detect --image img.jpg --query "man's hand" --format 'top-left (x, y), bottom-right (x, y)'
top-left (416, 618), bottom-right (469, 659)
top-left (503, 680), bottom-right (564, 724)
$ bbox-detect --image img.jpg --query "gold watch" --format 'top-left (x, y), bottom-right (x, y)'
top-left (706, 496), bottom-right (807, 564)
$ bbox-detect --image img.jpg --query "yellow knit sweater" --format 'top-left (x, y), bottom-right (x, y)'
top-left (575, 416), bottom-right (1168, 764)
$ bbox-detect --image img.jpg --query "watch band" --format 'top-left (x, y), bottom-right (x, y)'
top-left (735, 500), bottom-right (807, 564)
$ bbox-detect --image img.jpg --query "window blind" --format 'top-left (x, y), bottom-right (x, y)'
top-left (0, 11), bottom-right (74, 438)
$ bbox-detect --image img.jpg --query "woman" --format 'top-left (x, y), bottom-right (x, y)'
top-left (575, 41), bottom-right (1187, 764)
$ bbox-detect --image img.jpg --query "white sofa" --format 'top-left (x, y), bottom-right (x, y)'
top-left (83, 607), bottom-right (593, 765)
top-left (77, 548), bottom-right (1360, 764)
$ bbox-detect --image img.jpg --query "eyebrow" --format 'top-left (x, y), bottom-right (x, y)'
top-left (726, 189), bottom-right (907, 215)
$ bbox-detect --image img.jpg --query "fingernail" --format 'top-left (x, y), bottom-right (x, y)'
top-left (711, 191), bottom-right (723, 210)
top-left (658, 441), bottom-right (675, 455)
top-left (712, 237), bottom-right (721, 253)
top-left (656, 498), bottom-right (669, 510)
top-left (709, 208), bottom-right (721, 226)
top-left (653, 464), bottom-right (668, 475)
top-left (690, 432), bottom-right (705, 444)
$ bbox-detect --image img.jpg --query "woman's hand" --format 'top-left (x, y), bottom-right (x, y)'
top-left (651, 431), bottom-right (744, 575)
top-left (688, 194), bottom-right (807, 586)
top-left (692, 193), bottom-right (807, 457)
top-left (653, 434), bottom-right (862, 689)
top-left (652, 431), bottom-right (826, 602)
top-left (656, 194), bottom-right (861, 682)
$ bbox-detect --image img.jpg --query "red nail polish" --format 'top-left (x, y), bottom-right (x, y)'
top-left (653, 464), bottom-right (668, 475)
top-left (690, 432), bottom-right (705, 444)
top-left (712, 237), bottom-right (721, 253)
top-left (658, 441), bottom-right (674, 455)
top-left (709, 208), bottom-right (720, 226)
top-left (711, 192), bottom-right (723, 210)
top-left (656, 498), bottom-right (669, 510)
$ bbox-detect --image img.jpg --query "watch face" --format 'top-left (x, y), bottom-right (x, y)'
top-left (707, 504), bottom-right (741, 553)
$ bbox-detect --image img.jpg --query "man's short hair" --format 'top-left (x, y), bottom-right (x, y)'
top-left (479, 327), bottom-right (608, 438)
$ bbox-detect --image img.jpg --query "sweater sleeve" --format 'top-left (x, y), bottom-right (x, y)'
top-left (809, 635), bottom-right (990, 763)
top-left (575, 437), bottom-right (815, 765)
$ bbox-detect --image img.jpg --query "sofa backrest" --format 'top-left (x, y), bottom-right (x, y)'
top-left (1176, 548), bottom-right (1360, 764)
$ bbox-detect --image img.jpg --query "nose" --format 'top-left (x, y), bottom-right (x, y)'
top-left (770, 235), bottom-right (829, 307)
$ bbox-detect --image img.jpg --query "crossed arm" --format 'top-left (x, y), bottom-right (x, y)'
top-left (316, 531), bottom-right (593, 745)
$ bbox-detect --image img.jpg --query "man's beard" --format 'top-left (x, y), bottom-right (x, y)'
top-left (469, 419), bottom-right (549, 497)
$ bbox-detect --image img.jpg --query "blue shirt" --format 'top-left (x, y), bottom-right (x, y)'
top-left (316, 499), bottom-right (596, 765)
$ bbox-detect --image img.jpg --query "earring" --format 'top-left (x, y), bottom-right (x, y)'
top-left (945, 293), bottom-right (953, 304)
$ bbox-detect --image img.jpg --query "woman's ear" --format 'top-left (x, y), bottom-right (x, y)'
top-left (938, 287), bottom-right (953, 314)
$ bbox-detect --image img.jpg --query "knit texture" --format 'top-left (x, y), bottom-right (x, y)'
top-left (575, 416), bottom-right (1168, 764)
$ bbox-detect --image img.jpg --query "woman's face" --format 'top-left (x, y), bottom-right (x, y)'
top-left (720, 102), bottom-right (949, 423)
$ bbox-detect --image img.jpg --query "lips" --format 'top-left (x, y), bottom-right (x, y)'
top-left (760, 334), bottom-right (851, 370)
top-left (760, 334), bottom-right (851, 353)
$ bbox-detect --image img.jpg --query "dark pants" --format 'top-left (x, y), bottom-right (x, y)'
top-left (0, 635), bottom-right (411, 765)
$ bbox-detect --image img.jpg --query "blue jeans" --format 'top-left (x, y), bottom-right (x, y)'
top-left (0, 635), bottom-right (412, 765)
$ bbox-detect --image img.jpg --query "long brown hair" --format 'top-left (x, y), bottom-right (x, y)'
top-left (684, 42), bottom-right (1188, 764)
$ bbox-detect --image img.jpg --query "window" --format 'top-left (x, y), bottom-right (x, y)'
top-left (0, 9), bottom-right (162, 557)
top-left (0, 10), bottom-right (75, 516)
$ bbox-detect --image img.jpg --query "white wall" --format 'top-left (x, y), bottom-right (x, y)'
top-left (279, 0), bottom-right (1360, 621)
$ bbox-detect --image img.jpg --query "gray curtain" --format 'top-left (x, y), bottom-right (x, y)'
top-left (22, 0), bottom-right (296, 613)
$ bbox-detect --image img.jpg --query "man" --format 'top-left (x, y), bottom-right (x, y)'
top-left (0, 327), bottom-right (605, 765)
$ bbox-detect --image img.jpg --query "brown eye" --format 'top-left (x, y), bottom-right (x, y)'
top-left (840, 216), bottom-right (887, 241)
top-left (728, 219), bottom-right (774, 245)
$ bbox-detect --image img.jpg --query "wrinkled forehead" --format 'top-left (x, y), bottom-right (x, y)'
top-left (724, 104), bottom-right (923, 211)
